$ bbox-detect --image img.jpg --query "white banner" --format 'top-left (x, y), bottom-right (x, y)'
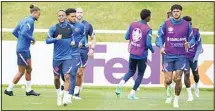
top-left (2, 41), bottom-right (214, 88)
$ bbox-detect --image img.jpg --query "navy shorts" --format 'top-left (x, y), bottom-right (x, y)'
top-left (16, 52), bottom-right (31, 67)
top-left (184, 57), bottom-right (198, 73)
top-left (53, 59), bottom-right (73, 76)
top-left (162, 56), bottom-right (186, 72)
top-left (80, 49), bottom-right (89, 67)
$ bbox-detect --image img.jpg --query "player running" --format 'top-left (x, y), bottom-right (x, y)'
top-left (4, 4), bottom-right (41, 97)
top-left (65, 8), bottom-right (86, 103)
top-left (73, 7), bottom-right (96, 99)
top-left (46, 10), bottom-right (74, 106)
top-left (115, 9), bottom-right (154, 100)
top-left (155, 4), bottom-right (195, 108)
top-left (183, 15), bottom-right (203, 101)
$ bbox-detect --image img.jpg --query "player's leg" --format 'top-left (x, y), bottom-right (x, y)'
top-left (74, 67), bottom-right (84, 99)
top-left (68, 56), bottom-right (81, 103)
top-left (74, 52), bottom-right (88, 99)
top-left (25, 52), bottom-right (40, 96)
top-left (62, 59), bottom-right (74, 106)
top-left (173, 58), bottom-right (186, 108)
top-left (53, 60), bottom-right (64, 106)
top-left (162, 55), bottom-right (168, 89)
top-left (115, 57), bottom-right (137, 97)
top-left (60, 71), bottom-right (65, 91)
top-left (162, 58), bottom-right (174, 103)
top-left (190, 59), bottom-right (200, 97)
top-left (128, 58), bottom-right (147, 100)
top-left (4, 66), bottom-right (25, 96)
top-left (4, 52), bottom-right (28, 96)
top-left (62, 57), bottom-right (76, 106)
top-left (184, 58), bottom-right (193, 101)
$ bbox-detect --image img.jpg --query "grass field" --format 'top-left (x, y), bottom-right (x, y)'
top-left (1, 85), bottom-right (214, 110)
top-left (1, 2), bottom-right (214, 43)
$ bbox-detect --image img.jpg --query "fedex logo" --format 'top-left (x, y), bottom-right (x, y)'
top-left (84, 44), bottom-right (161, 84)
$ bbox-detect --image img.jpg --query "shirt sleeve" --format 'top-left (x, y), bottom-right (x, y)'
top-left (88, 24), bottom-right (95, 39)
top-left (80, 24), bottom-right (87, 44)
top-left (155, 22), bottom-right (165, 48)
top-left (146, 29), bottom-right (154, 53)
top-left (20, 22), bottom-right (35, 41)
top-left (188, 24), bottom-right (195, 47)
top-left (46, 25), bottom-right (57, 44)
top-left (193, 30), bottom-right (203, 61)
top-left (12, 23), bottom-right (20, 38)
top-left (125, 26), bottom-right (131, 40)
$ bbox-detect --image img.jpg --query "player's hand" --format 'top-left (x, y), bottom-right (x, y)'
top-left (88, 48), bottom-right (94, 58)
top-left (31, 39), bottom-right (36, 45)
top-left (184, 40), bottom-right (190, 49)
top-left (85, 43), bottom-right (89, 48)
top-left (78, 42), bottom-right (82, 48)
top-left (70, 41), bottom-right (75, 46)
top-left (161, 47), bottom-right (166, 54)
top-left (57, 34), bottom-right (62, 40)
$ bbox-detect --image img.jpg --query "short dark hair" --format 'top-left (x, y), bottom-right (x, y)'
top-left (183, 16), bottom-right (192, 22)
top-left (171, 4), bottom-right (182, 11)
top-left (57, 10), bottom-right (65, 14)
top-left (29, 4), bottom-right (40, 13)
top-left (65, 8), bottom-right (76, 16)
top-left (140, 9), bottom-right (151, 20)
top-left (167, 11), bottom-right (172, 18)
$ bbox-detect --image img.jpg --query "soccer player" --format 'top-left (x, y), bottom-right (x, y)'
top-left (155, 4), bottom-right (195, 108)
top-left (4, 4), bottom-right (41, 96)
top-left (65, 8), bottom-right (86, 102)
top-left (183, 16), bottom-right (203, 101)
top-left (115, 9), bottom-right (154, 100)
top-left (46, 10), bottom-right (74, 106)
top-left (73, 7), bottom-right (96, 99)
top-left (161, 11), bottom-right (175, 96)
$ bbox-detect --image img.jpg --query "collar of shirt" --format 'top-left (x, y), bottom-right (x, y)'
top-left (170, 18), bottom-right (183, 24)
top-left (139, 20), bottom-right (147, 24)
top-left (59, 21), bottom-right (68, 27)
top-left (29, 15), bottom-right (36, 21)
top-left (69, 21), bottom-right (77, 25)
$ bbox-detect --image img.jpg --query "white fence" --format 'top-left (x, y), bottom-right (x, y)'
top-left (1, 28), bottom-right (214, 35)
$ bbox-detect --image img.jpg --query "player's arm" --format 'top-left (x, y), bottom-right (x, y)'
top-left (46, 25), bottom-right (58, 44)
top-left (155, 22), bottom-right (165, 48)
top-left (88, 24), bottom-right (96, 50)
top-left (81, 25), bottom-right (87, 43)
top-left (20, 22), bottom-right (35, 41)
top-left (12, 23), bottom-right (20, 38)
top-left (79, 24), bottom-right (87, 47)
top-left (146, 29), bottom-right (154, 53)
top-left (125, 26), bottom-right (131, 40)
top-left (187, 24), bottom-right (195, 48)
top-left (69, 24), bottom-right (76, 46)
top-left (193, 29), bottom-right (203, 62)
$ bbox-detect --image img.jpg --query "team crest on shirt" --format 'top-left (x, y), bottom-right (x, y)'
top-left (132, 28), bottom-right (142, 42)
top-left (168, 26), bottom-right (174, 33)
